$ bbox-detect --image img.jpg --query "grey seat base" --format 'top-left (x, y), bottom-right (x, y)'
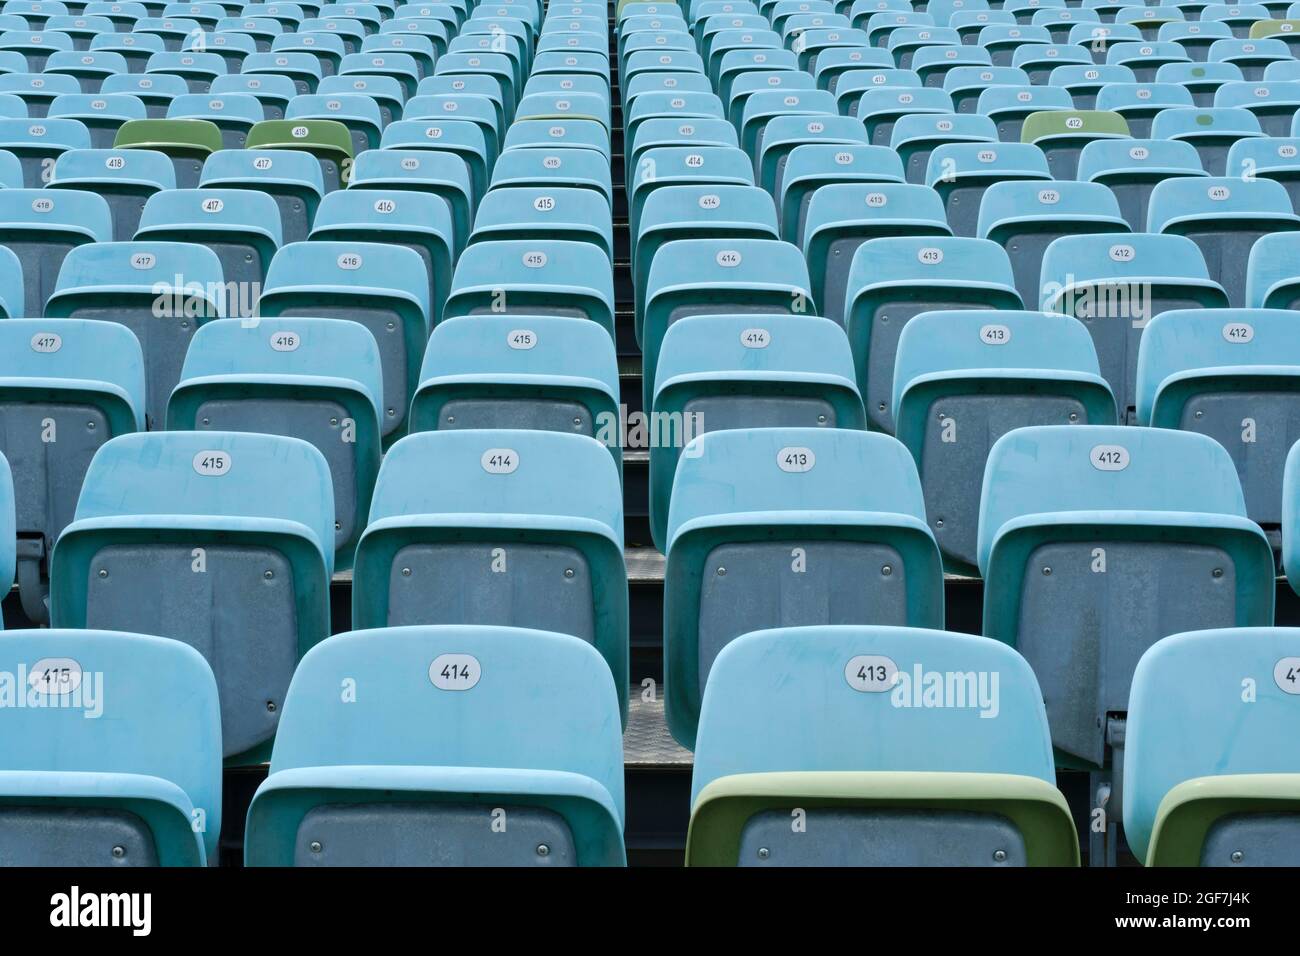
top-left (1018, 539), bottom-right (1238, 766)
top-left (0, 805), bottom-right (159, 867)
top-left (386, 542), bottom-right (596, 645)
top-left (194, 397), bottom-right (360, 551)
top-left (437, 397), bottom-right (595, 436)
top-left (0, 236), bottom-right (84, 319)
top-left (920, 393), bottom-right (1089, 571)
top-left (683, 394), bottom-right (838, 432)
top-left (737, 808), bottom-right (1026, 866)
top-left (1180, 390), bottom-right (1300, 527)
top-left (294, 803), bottom-right (575, 866)
top-left (698, 540), bottom-right (908, 689)
top-left (1200, 812), bottom-right (1300, 866)
top-left (84, 542), bottom-right (298, 758)
top-left (1182, 227), bottom-right (1280, 308)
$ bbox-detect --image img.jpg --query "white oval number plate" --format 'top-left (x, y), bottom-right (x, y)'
top-left (1091, 444), bottom-right (1129, 471)
top-left (430, 653), bottom-right (481, 691)
top-left (777, 446), bottom-right (815, 472)
top-left (845, 655), bottom-right (898, 692)
top-left (193, 450), bottom-right (231, 476)
top-left (481, 448), bottom-right (518, 474)
top-left (28, 658), bottom-right (83, 695)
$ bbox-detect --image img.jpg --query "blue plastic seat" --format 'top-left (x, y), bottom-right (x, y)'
top-left (241, 51), bottom-right (322, 97)
top-left (1215, 79), bottom-right (1300, 135)
top-left (890, 114), bottom-right (995, 189)
top-left (642, 238), bottom-right (813, 412)
top-left (1135, 307), bottom-right (1300, 539)
top-left (810, 45), bottom-right (893, 95)
top-left (347, 148), bottom-right (473, 254)
top-left (133, 188), bottom-right (281, 317)
top-left (1069, 22), bottom-right (1144, 65)
top-left (844, 236), bottom-right (1022, 431)
top-left (489, 145), bottom-right (612, 208)
top-left (1076, 137), bottom-right (1206, 230)
top-left (44, 50), bottom-right (129, 94)
top-left (1209, 36), bottom-right (1291, 80)
top-left (99, 72), bottom-right (187, 117)
top-left (443, 238), bottom-right (614, 343)
top-left (209, 73), bottom-right (297, 120)
top-left (362, 33), bottom-right (436, 79)
top-left (243, 624), bottom-right (625, 866)
top-left (758, 113), bottom-right (870, 196)
top-left (1034, 6), bottom-right (1101, 43)
top-left (309, 187), bottom-right (453, 325)
top-left (1159, 20), bottom-right (1233, 61)
top-left (976, 23), bottom-right (1050, 67)
top-left (894, 310), bottom-right (1116, 574)
top-left (1247, 231), bottom-right (1300, 308)
top-left (258, 240), bottom-right (430, 439)
top-left (185, 29), bottom-right (257, 72)
top-left (167, 317), bottom-right (382, 568)
top-left (352, 430), bottom-right (628, 718)
top-left (0, 318), bottom-right (143, 622)
top-left (1095, 81), bottom-right (1195, 137)
top-left (804, 182), bottom-right (952, 326)
top-left (1041, 233), bottom-right (1230, 419)
top-left (912, 41), bottom-right (992, 88)
top-left (470, 186), bottom-right (612, 259)
top-left (144, 50), bottom-right (227, 94)
top-left (1012, 41), bottom-right (1095, 85)
top-left (166, 92), bottom-right (264, 149)
top-left (89, 32), bottom-right (165, 76)
top-left (926, 141), bottom-right (1051, 237)
top-left (47, 92), bottom-right (145, 149)
top-left (1123, 627), bottom-right (1300, 866)
top-left (978, 179), bottom-right (1130, 308)
top-left (777, 141), bottom-right (904, 242)
top-left (132, 16), bottom-right (201, 52)
top-left (1227, 135), bottom-right (1300, 210)
top-left (403, 92), bottom-right (500, 164)
top-left (1150, 104), bottom-right (1264, 175)
top-left (409, 313), bottom-right (619, 472)
top-left (0, 628), bottom-right (220, 865)
top-left (50, 430), bottom-right (334, 764)
top-left (44, 241), bottom-right (223, 429)
top-left (1156, 59), bottom-right (1244, 105)
top-left (1149, 175), bottom-right (1300, 307)
top-left (1048, 62), bottom-right (1137, 110)
top-left (1106, 39), bottom-right (1192, 81)
top-left (664, 428), bottom-right (943, 748)
top-left (977, 84), bottom-right (1074, 142)
top-left (286, 91), bottom-right (383, 154)
top-left (0, 29), bottom-right (74, 71)
top-left (686, 623), bottom-right (1076, 865)
top-left (199, 147), bottom-right (324, 245)
top-left (629, 144), bottom-right (754, 246)
top-left (380, 118), bottom-right (490, 199)
top-left (980, 425), bottom-right (1274, 769)
top-left (649, 314), bottom-right (866, 550)
top-left (0, 186), bottom-right (110, 317)
top-left (0, 116), bottom-right (89, 185)
top-left (45, 148), bottom-right (171, 245)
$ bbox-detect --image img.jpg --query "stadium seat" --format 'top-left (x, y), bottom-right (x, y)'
top-left (112, 116), bottom-right (222, 187)
top-left (663, 427), bottom-right (943, 749)
top-left (1136, 307), bottom-right (1300, 540)
top-left (1048, 62), bottom-right (1137, 111)
top-left (47, 147), bottom-right (175, 240)
top-left (0, 116), bottom-right (90, 186)
top-left (245, 118), bottom-right (353, 191)
top-left (134, 188), bottom-right (281, 317)
top-left (408, 313), bottom-right (619, 471)
top-left (945, 65), bottom-right (1030, 114)
top-left (649, 313), bottom-right (866, 550)
top-left (100, 72), bottom-right (188, 117)
top-left (243, 624), bottom-right (626, 866)
top-left (1148, 175), bottom-right (1300, 307)
top-left (1156, 60), bottom-right (1244, 106)
top-left (803, 182), bottom-right (951, 326)
top-left (686, 624), bottom-right (1078, 865)
top-left (641, 237), bottom-right (812, 412)
top-left (1106, 40), bottom-right (1191, 82)
top-left (1215, 79), bottom-right (1300, 135)
top-left (143, 50), bottom-right (227, 94)
top-left (44, 241), bottom-right (224, 429)
top-left (845, 235), bottom-right (1022, 432)
top-left (1247, 231), bottom-right (1300, 308)
top-left (167, 317), bottom-right (382, 569)
top-left (49, 430), bottom-right (335, 764)
top-left (0, 628), bottom-right (221, 865)
top-left (209, 73), bottom-right (297, 120)
top-left (351, 429), bottom-right (629, 719)
top-left (1150, 105), bottom-right (1264, 175)
top-left (1041, 233), bottom-right (1231, 420)
top-left (347, 148), bottom-right (474, 255)
top-left (0, 318), bottom-right (143, 623)
top-left (891, 113), bottom-right (996, 186)
top-left (926, 141), bottom-right (1051, 237)
top-left (777, 141), bottom-right (905, 243)
top-left (1228, 136), bottom-right (1300, 211)
top-left (167, 93), bottom-right (265, 148)
top-left (977, 179), bottom-right (1130, 309)
top-left (199, 147), bottom-right (324, 245)
top-left (242, 51), bottom-right (322, 95)
top-left (894, 310), bottom-right (1116, 574)
top-left (258, 240), bottom-right (430, 440)
top-left (1019, 109), bottom-right (1131, 180)
top-left (1208, 37), bottom-right (1292, 80)
top-left (1094, 81), bottom-right (1195, 138)
top-left (976, 84), bottom-right (1074, 143)
top-left (0, 186), bottom-right (111, 318)
top-left (48, 92), bottom-right (146, 148)
top-left (470, 186), bottom-right (612, 259)
top-left (1076, 138), bottom-right (1207, 231)
top-left (979, 425), bottom-right (1275, 769)
top-left (1124, 627), bottom-right (1300, 866)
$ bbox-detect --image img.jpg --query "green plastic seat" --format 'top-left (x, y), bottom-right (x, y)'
top-left (246, 118), bottom-right (355, 192)
top-left (112, 118), bottom-right (223, 188)
top-left (1020, 109), bottom-right (1131, 179)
